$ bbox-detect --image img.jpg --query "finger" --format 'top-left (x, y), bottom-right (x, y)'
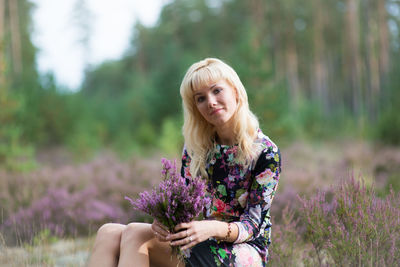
top-left (166, 229), bottom-right (189, 241)
top-left (154, 231), bottom-right (169, 241)
top-left (155, 228), bottom-right (170, 238)
top-left (166, 232), bottom-right (185, 242)
top-left (152, 221), bottom-right (170, 235)
top-left (174, 222), bottom-right (190, 232)
top-left (181, 235), bottom-right (204, 250)
top-left (156, 221), bottom-right (170, 233)
top-left (180, 236), bottom-right (198, 250)
top-left (181, 240), bottom-right (196, 250)
top-left (170, 236), bottom-right (195, 247)
top-left (154, 232), bottom-right (168, 242)
top-left (153, 219), bottom-right (169, 230)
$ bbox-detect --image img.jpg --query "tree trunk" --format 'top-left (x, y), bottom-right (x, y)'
top-left (364, 0), bottom-right (380, 121)
top-left (286, 35), bottom-right (301, 111)
top-left (377, 0), bottom-right (389, 86)
top-left (0, 0), bottom-right (4, 42)
top-left (267, 1), bottom-right (286, 86)
top-left (0, 0), bottom-right (6, 88)
top-left (9, 0), bottom-right (22, 74)
top-left (344, 0), bottom-right (362, 117)
top-left (312, 0), bottom-right (328, 113)
top-left (249, 0), bottom-right (265, 50)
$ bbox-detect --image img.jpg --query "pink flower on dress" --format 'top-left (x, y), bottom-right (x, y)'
top-left (255, 169), bottom-right (275, 185)
top-left (184, 166), bottom-right (192, 178)
top-left (226, 146), bottom-right (238, 155)
top-left (215, 198), bottom-right (226, 213)
top-left (232, 243), bottom-right (262, 267)
top-left (265, 140), bottom-right (273, 147)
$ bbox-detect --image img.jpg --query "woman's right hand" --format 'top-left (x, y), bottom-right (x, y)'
top-left (151, 219), bottom-right (170, 242)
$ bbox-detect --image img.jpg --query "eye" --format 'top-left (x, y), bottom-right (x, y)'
top-left (213, 88), bottom-right (221, 94)
top-left (196, 96), bottom-right (205, 103)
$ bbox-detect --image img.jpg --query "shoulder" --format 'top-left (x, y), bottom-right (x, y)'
top-left (252, 130), bottom-right (281, 172)
top-left (254, 130), bottom-right (279, 153)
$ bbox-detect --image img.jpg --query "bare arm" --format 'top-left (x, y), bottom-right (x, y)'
top-left (166, 220), bottom-right (239, 250)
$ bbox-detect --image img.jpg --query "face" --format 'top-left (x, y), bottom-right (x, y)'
top-left (193, 79), bottom-right (238, 129)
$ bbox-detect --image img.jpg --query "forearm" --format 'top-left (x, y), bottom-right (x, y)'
top-left (211, 220), bottom-right (239, 243)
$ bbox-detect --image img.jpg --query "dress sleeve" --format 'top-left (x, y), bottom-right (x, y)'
top-left (233, 146), bottom-right (281, 243)
top-left (180, 146), bottom-right (192, 179)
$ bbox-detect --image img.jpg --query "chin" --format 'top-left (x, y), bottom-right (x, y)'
top-left (212, 119), bottom-right (230, 128)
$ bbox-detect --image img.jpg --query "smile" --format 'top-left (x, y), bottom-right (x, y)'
top-left (210, 108), bottom-right (223, 115)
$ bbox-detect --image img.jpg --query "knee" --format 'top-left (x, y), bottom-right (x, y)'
top-left (120, 223), bottom-right (152, 249)
top-left (93, 223), bottom-right (125, 251)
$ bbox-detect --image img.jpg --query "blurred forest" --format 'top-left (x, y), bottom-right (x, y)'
top-left (1, 0), bottom-right (400, 169)
top-left (1, 1), bottom-right (400, 264)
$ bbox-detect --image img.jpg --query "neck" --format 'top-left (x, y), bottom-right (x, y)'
top-left (215, 124), bottom-right (236, 146)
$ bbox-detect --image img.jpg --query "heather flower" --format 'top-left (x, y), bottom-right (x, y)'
top-left (298, 175), bottom-right (400, 266)
top-left (125, 158), bottom-right (211, 255)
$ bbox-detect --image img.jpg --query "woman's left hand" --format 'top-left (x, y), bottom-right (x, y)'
top-left (166, 220), bottom-right (216, 250)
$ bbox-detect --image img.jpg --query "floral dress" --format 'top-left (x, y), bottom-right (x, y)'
top-left (181, 130), bottom-right (281, 267)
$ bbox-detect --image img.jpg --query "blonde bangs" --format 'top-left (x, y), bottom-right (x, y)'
top-left (189, 65), bottom-right (226, 94)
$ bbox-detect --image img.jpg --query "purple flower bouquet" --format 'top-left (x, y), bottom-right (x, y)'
top-left (125, 158), bottom-right (210, 255)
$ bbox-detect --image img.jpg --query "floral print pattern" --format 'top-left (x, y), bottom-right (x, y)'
top-left (181, 130), bottom-right (281, 266)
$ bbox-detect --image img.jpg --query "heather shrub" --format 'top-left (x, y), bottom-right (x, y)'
top-left (3, 187), bottom-right (124, 243)
top-left (0, 152), bottom-right (163, 245)
top-left (299, 176), bottom-right (400, 266)
top-left (269, 205), bottom-right (306, 266)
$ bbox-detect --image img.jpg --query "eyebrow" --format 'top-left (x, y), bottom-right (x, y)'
top-left (194, 83), bottom-right (218, 97)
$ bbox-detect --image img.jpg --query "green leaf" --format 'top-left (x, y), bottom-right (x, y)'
top-left (210, 245), bottom-right (217, 254)
top-left (217, 185), bottom-right (227, 196)
top-left (218, 248), bottom-right (227, 259)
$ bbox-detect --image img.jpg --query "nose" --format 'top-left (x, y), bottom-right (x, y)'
top-left (208, 95), bottom-right (217, 108)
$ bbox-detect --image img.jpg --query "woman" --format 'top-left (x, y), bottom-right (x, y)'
top-left (88, 58), bottom-right (281, 267)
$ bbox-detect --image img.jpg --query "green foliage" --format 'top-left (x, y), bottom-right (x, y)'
top-left (376, 108), bottom-right (400, 145)
top-left (375, 51), bottom-right (400, 146)
top-left (1, 0), bottom-right (400, 159)
top-left (135, 122), bottom-right (157, 147)
top-left (377, 172), bottom-right (400, 197)
top-left (65, 119), bottom-right (103, 160)
top-left (158, 117), bottom-right (184, 155)
top-left (111, 130), bottom-right (140, 159)
top-left (0, 89), bottom-right (36, 171)
top-left (31, 229), bottom-right (59, 247)
top-left (0, 125), bottom-right (36, 171)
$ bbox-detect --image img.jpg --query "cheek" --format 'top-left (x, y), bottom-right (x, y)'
top-left (196, 103), bottom-right (208, 117)
top-left (229, 96), bottom-right (238, 111)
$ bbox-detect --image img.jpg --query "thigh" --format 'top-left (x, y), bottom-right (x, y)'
top-left (122, 223), bottom-right (184, 267)
top-left (147, 226), bottom-right (185, 267)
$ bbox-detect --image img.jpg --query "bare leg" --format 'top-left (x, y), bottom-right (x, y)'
top-left (118, 223), bottom-right (184, 267)
top-left (87, 223), bottom-right (126, 267)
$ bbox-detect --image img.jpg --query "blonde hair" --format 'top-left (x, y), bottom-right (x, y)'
top-left (180, 58), bottom-right (260, 178)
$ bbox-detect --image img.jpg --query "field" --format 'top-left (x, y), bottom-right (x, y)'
top-left (1, 140), bottom-right (399, 266)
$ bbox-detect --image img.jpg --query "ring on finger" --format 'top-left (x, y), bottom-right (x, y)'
top-left (189, 236), bottom-right (193, 242)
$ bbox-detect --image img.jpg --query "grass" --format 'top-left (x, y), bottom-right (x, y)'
top-left (0, 233), bottom-right (94, 267)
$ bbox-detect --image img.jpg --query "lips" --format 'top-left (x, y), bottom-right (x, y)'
top-left (210, 108), bottom-right (223, 115)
